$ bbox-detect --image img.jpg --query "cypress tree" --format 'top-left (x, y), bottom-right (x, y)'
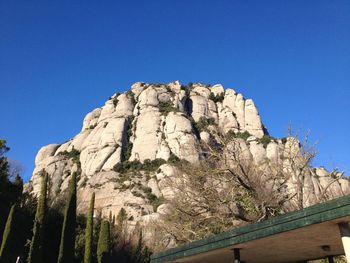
top-left (57, 172), bottom-right (77, 263)
top-left (28, 171), bottom-right (48, 263)
top-left (108, 211), bottom-right (112, 224)
top-left (83, 192), bottom-right (95, 263)
top-left (116, 208), bottom-right (127, 233)
top-left (97, 220), bottom-right (110, 263)
top-left (108, 211), bottom-right (114, 239)
top-left (0, 205), bottom-right (15, 263)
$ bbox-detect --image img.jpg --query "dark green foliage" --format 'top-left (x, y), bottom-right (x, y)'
top-left (43, 205), bottom-right (63, 263)
top-left (149, 83), bottom-right (164, 87)
top-left (235, 131), bottom-right (252, 140)
top-left (141, 159), bottom-right (166, 172)
top-left (117, 208), bottom-right (127, 229)
top-left (0, 139), bottom-right (153, 263)
top-left (259, 135), bottom-right (274, 148)
top-left (74, 215), bottom-right (87, 263)
top-left (124, 142), bottom-right (133, 161)
top-left (126, 91), bottom-right (136, 105)
top-left (0, 191), bottom-right (36, 262)
top-left (113, 158), bottom-right (166, 174)
top-left (0, 140), bottom-right (152, 263)
top-left (84, 193), bottom-right (95, 263)
top-left (194, 117), bottom-right (216, 133)
top-left (180, 82), bottom-right (193, 91)
top-left (131, 232), bottom-right (152, 263)
top-left (5, 193), bottom-right (36, 262)
top-left (112, 93), bottom-right (121, 106)
top-left (109, 212), bottom-right (115, 242)
top-left (109, 211), bottom-right (112, 224)
top-left (180, 85), bottom-right (191, 98)
top-left (28, 171), bottom-right (48, 263)
top-left (0, 140), bottom-right (23, 243)
top-left (89, 124), bottom-right (97, 129)
top-left (113, 160), bottom-right (142, 173)
top-left (225, 130), bottom-right (236, 141)
top-left (209, 92), bottom-right (224, 103)
top-left (139, 186), bottom-right (165, 211)
top-left (0, 205), bottom-right (15, 263)
top-left (121, 117), bottom-right (134, 162)
top-left (167, 153), bottom-right (180, 165)
top-left (57, 172), bottom-right (77, 263)
top-left (97, 221), bottom-right (110, 263)
top-left (158, 101), bottom-right (178, 115)
top-left (58, 148), bottom-right (81, 166)
top-left (226, 130), bottom-right (252, 142)
top-left (92, 213), bottom-right (102, 262)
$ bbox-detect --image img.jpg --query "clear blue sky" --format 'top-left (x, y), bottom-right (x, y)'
top-left (1, 1), bottom-right (349, 181)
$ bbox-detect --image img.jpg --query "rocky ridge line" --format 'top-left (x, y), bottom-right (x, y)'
top-left (26, 81), bottom-right (349, 233)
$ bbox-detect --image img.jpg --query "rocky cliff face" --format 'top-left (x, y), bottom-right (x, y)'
top-left (26, 81), bottom-right (349, 232)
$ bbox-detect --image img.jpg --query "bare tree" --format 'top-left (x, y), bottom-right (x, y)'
top-left (7, 158), bottom-right (23, 180)
top-left (152, 128), bottom-right (348, 248)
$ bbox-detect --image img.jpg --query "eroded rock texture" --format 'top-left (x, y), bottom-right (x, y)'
top-left (26, 81), bottom-right (349, 235)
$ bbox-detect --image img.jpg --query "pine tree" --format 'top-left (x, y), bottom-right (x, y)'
top-left (28, 171), bottom-right (48, 263)
top-left (84, 192), bottom-right (95, 263)
top-left (57, 172), bottom-right (77, 263)
top-left (0, 205), bottom-right (15, 263)
top-left (97, 220), bottom-right (110, 263)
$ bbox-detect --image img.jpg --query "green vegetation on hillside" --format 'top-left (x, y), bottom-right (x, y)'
top-left (0, 139), bottom-right (151, 263)
top-left (208, 92), bottom-right (224, 103)
top-left (158, 101), bottom-right (178, 115)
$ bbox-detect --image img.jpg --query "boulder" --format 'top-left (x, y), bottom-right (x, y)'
top-left (35, 144), bottom-right (60, 165)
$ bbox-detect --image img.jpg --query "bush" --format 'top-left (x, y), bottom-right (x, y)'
top-left (89, 124), bottom-right (97, 129)
top-left (209, 92), bottom-right (224, 103)
top-left (139, 186), bottom-right (165, 211)
top-left (126, 91), bottom-right (136, 105)
top-left (58, 149), bottom-right (80, 166)
top-left (194, 117), bottom-right (215, 133)
top-left (226, 130), bottom-right (252, 141)
top-left (113, 160), bottom-right (142, 173)
top-left (158, 101), bottom-right (178, 115)
top-left (124, 142), bottom-right (133, 161)
top-left (142, 159), bottom-right (166, 172)
top-left (121, 117), bottom-right (134, 162)
top-left (113, 158), bottom-right (166, 174)
top-left (97, 221), bottom-right (110, 263)
top-left (259, 135), bottom-right (274, 148)
top-left (113, 93), bottom-right (121, 106)
top-left (167, 153), bottom-right (180, 165)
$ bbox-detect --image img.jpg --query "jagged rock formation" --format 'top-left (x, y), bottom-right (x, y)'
top-left (26, 81), bottom-right (349, 234)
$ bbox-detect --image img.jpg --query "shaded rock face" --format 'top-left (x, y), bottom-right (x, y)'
top-left (26, 81), bottom-right (349, 235)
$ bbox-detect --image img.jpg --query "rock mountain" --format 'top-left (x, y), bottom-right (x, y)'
top-left (26, 81), bottom-right (349, 231)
